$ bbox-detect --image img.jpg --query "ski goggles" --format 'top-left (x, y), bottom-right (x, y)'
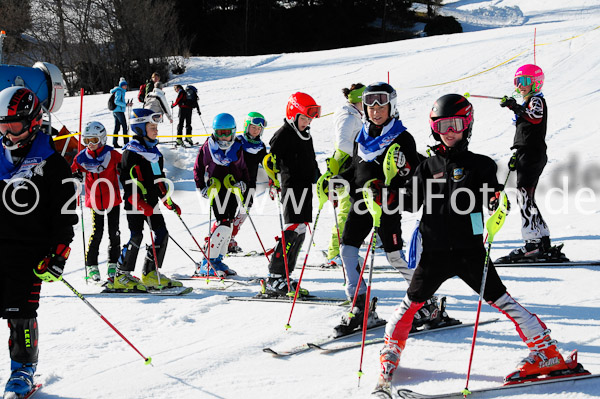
top-left (363, 92), bottom-right (392, 107)
top-left (430, 115), bottom-right (472, 135)
top-left (214, 128), bottom-right (235, 138)
top-left (83, 136), bottom-right (101, 145)
top-left (248, 117), bottom-right (267, 128)
top-left (514, 76), bottom-right (532, 87)
top-left (0, 121), bottom-right (26, 136)
top-left (130, 112), bottom-right (163, 125)
top-left (303, 105), bottom-right (321, 119)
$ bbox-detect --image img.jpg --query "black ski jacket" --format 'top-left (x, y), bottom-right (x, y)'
top-left (512, 95), bottom-right (547, 153)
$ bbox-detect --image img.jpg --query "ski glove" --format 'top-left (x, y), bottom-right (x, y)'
top-left (200, 187), bottom-right (210, 199)
top-left (129, 194), bottom-right (154, 216)
top-left (35, 244), bottom-right (71, 282)
top-left (233, 181), bottom-right (246, 194)
top-left (163, 197), bottom-right (181, 216)
top-left (72, 170), bottom-right (84, 182)
top-left (500, 96), bottom-right (525, 116)
top-left (508, 152), bottom-right (518, 171)
top-left (488, 191), bottom-right (511, 215)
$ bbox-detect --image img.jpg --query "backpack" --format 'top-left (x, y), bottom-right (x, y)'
top-left (185, 85), bottom-right (198, 104)
top-left (108, 92), bottom-right (117, 111)
top-left (138, 83), bottom-right (147, 103)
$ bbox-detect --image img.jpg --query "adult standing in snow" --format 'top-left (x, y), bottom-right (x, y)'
top-left (227, 112), bottom-right (268, 254)
top-left (172, 85), bottom-right (196, 146)
top-left (193, 113), bottom-right (249, 276)
top-left (496, 64), bottom-right (563, 263)
top-left (0, 87), bottom-right (77, 398)
top-left (262, 92), bottom-right (321, 296)
top-left (373, 94), bottom-right (575, 397)
top-left (110, 77), bottom-right (130, 148)
top-left (331, 82), bottom-right (455, 338)
top-left (71, 121), bottom-right (122, 283)
top-left (144, 83), bottom-right (172, 124)
top-left (324, 83), bottom-right (365, 267)
top-left (114, 108), bottom-right (182, 291)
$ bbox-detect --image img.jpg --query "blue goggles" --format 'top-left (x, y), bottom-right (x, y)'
top-left (248, 117), bottom-right (267, 128)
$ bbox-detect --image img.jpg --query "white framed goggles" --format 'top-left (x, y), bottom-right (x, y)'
top-left (83, 136), bottom-right (101, 145)
top-left (130, 112), bottom-right (163, 125)
top-left (363, 91), bottom-right (392, 107)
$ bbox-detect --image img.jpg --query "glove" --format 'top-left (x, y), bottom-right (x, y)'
top-left (197, 110), bottom-right (202, 116)
top-left (72, 170), bottom-right (83, 182)
top-left (129, 193), bottom-right (154, 216)
top-left (508, 152), bottom-right (518, 171)
top-left (163, 197), bottom-right (181, 216)
top-left (233, 181), bottom-right (246, 194)
top-left (369, 179), bottom-right (396, 207)
top-left (35, 244), bottom-right (71, 282)
top-left (500, 96), bottom-right (517, 108)
top-left (488, 191), bottom-right (511, 215)
top-left (200, 187), bottom-right (209, 199)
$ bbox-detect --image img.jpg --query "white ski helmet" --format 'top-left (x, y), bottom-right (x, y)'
top-left (83, 121), bottom-right (107, 147)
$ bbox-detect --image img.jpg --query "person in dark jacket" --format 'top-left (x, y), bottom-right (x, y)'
top-left (109, 77), bottom-right (130, 148)
top-left (373, 94), bottom-right (573, 396)
top-left (115, 108), bottom-right (182, 291)
top-left (332, 82), bottom-right (455, 338)
top-left (193, 113), bottom-right (249, 276)
top-left (262, 92), bottom-right (321, 296)
top-left (496, 64), bottom-right (562, 263)
top-left (172, 84), bottom-right (200, 146)
top-left (226, 111), bottom-right (268, 254)
top-left (71, 121), bottom-right (122, 283)
top-left (0, 87), bottom-right (77, 398)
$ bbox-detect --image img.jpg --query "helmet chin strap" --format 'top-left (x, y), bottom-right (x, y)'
top-left (286, 117), bottom-right (311, 141)
top-left (1, 131), bottom-right (36, 151)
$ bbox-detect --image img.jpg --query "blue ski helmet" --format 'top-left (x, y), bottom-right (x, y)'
top-left (130, 108), bottom-right (162, 137)
top-left (212, 113), bottom-right (236, 150)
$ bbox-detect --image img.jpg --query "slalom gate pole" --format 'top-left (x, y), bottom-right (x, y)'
top-left (60, 277), bottom-right (152, 365)
top-left (223, 174), bottom-right (271, 262)
top-left (78, 88), bottom-right (88, 283)
top-left (146, 216), bottom-right (163, 289)
top-left (462, 190), bottom-right (509, 397)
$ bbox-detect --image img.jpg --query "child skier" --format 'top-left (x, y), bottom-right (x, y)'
top-left (114, 108), bottom-right (182, 291)
top-left (227, 112), bottom-right (268, 254)
top-left (496, 64), bottom-right (564, 263)
top-left (193, 113), bottom-right (249, 276)
top-left (262, 92), bottom-right (321, 296)
top-left (71, 121), bottom-right (122, 283)
top-left (372, 94), bottom-right (583, 397)
top-left (0, 87), bottom-right (77, 398)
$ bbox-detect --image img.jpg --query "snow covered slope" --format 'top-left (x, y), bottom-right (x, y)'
top-left (2, 1), bottom-right (599, 398)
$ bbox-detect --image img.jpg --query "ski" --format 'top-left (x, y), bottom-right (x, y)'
top-left (262, 319), bottom-right (388, 357)
top-left (395, 372), bottom-right (599, 399)
top-left (495, 260), bottom-right (600, 267)
top-left (225, 250), bottom-right (265, 258)
top-left (226, 294), bottom-right (350, 307)
top-left (4, 383), bottom-right (43, 399)
top-left (174, 274), bottom-right (260, 285)
top-left (88, 286), bottom-right (193, 296)
top-left (311, 318), bottom-right (499, 354)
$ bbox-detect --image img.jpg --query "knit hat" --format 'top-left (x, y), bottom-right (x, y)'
top-left (119, 77), bottom-right (128, 87)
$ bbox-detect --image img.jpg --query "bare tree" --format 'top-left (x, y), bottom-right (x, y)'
top-left (0, 0), bottom-right (33, 65)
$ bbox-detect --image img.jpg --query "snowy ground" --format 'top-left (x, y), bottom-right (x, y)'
top-left (3, 0), bottom-right (600, 398)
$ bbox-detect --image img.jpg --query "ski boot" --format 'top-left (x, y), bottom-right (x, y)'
top-left (86, 265), bottom-right (101, 282)
top-left (261, 275), bottom-right (309, 297)
top-left (495, 239), bottom-right (544, 263)
top-left (412, 296), bottom-right (460, 331)
top-left (107, 263), bottom-right (117, 282)
top-left (176, 138), bottom-right (184, 146)
top-left (372, 338), bottom-right (406, 398)
top-left (142, 270), bottom-right (183, 288)
top-left (197, 258), bottom-right (227, 277)
top-left (332, 295), bottom-right (381, 338)
top-left (541, 239), bottom-right (570, 262)
top-left (109, 271), bottom-right (147, 292)
top-left (505, 330), bottom-right (576, 383)
top-left (325, 255), bottom-right (342, 268)
top-left (4, 361), bottom-right (36, 399)
top-left (185, 138), bottom-right (194, 146)
top-left (227, 238), bottom-right (243, 254)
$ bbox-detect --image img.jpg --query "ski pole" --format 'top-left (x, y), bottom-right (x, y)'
top-left (357, 178), bottom-right (383, 386)
top-left (199, 114), bottom-right (210, 135)
top-left (77, 177), bottom-right (89, 284)
top-left (176, 213), bottom-right (222, 280)
top-left (146, 216), bottom-right (163, 289)
top-left (223, 174), bottom-right (271, 262)
top-left (60, 276), bottom-right (152, 365)
top-left (462, 190), bottom-right (509, 397)
top-left (325, 159), bottom-right (347, 285)
top-left (463, 92), bottom-right (504, 100)
top-left (285, 201), bottom-right (325, 330)
top-left (168, 233), bottom-right (201, 270)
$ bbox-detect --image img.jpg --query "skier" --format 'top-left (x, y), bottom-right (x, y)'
top-left (331, 82), bottom-right (456, 338)
top-left (193, 113), bottom-right (249, 276)
top-left (227, 112), bottom-right (268, 254)
top-left (496, 64), bottom-right (564, 263)
top-left (71, 121), bottom-right (122, 283)
top-left (324, 83), bottom-right (365, 267)
top-left (171, 84), bottom-right (197, 147)
top-left (109, 77), bottom-right (130, 148)
top-left (0, 87), bottom-right (77, 398)
top-left (143, 84), bottom-right (172, 124)
top-left (114, 108), bottom-right (182, 291)
top-left (373, 94), bottom-right (576, 396)
top-left (263, 92), bottom-right (321, 296)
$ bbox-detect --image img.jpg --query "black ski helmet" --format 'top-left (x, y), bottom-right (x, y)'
top-left (429, 94), bottom-right (474, 145)
top-left (0, 86), bottom-right (43, 150)
top-left (362, 82), bottom-right (398, 122)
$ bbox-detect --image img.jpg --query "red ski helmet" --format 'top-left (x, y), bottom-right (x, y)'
top-left (285, 92), bottom-right (321, 124)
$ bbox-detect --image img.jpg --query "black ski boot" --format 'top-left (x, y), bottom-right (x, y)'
top-left (412, 296), bottom-right (460, 331)
top-left (495, 239), bottom-right (544, 264)
top-left (333, 295), bottom-right (382, 338)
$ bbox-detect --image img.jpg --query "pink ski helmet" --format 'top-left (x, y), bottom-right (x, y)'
top-left (514, 64), bottom-right (544, 94)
